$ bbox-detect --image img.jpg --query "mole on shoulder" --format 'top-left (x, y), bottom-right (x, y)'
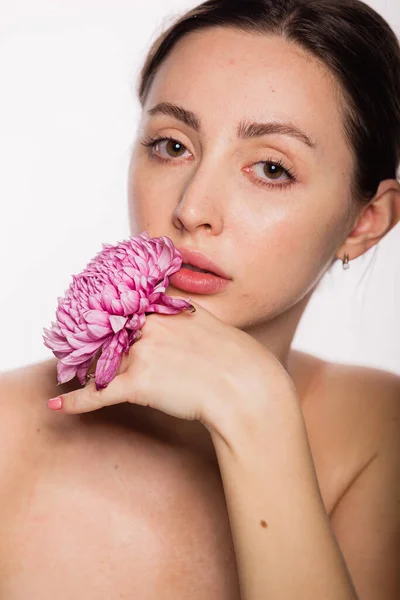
top-left (260, 519), bottom-right (268, 528)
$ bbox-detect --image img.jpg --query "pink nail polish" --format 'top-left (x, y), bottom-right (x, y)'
top-left (48, 397), bottom-right (63, 410)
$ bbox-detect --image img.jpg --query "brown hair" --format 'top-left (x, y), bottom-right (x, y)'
top-left (136, 0), bottom-right (400, 207)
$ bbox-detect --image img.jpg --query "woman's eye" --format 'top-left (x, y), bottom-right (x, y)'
top-left (160, 139), bottom-right (189, 158)
top-left (251, 161), bottom-right (290, 183)
top-left (141, 136), bottom-right (190, 160)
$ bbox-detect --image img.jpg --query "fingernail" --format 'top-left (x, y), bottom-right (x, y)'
top-left (48, 396), bottom-right (63, 410)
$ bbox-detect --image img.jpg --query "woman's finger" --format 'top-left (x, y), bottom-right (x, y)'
top-left (47, 370), bottom-right (133, 414)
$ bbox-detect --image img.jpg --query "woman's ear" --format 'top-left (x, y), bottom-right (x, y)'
top-left (336, 178), bottom-right (400, 261)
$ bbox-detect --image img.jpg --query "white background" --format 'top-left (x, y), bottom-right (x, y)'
top-left (0, 0), bottom-right (399, 374)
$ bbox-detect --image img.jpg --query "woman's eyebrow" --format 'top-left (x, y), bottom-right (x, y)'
top-left (147, 102), bottom-right (317, 149)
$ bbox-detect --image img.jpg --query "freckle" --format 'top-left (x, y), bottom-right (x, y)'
top-left (260, 519), bottom-right (268, 528)
top-left (114, 464), bottom-right (119, 469)
top-left (36, 428), bottom-right (41, 433)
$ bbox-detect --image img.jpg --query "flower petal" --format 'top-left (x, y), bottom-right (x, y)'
top-left (94, 333), bottom-right (125, 389)
top-left (62, 340), bottom-right (105, 363)
top-left (82, 310), bottom-right (110, 327)
top-left (57, 360), bottom-right (78, 384)
top-left (109, 315), bottom-right (128, 334)
top-left (120, 289), bottom-right (140, 314)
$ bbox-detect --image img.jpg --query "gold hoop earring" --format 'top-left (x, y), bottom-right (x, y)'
top-left (342, 253), bottom-right (350, 270)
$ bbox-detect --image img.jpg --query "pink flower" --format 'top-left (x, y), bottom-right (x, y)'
top-left (42, 231), bottom-right (193, 390)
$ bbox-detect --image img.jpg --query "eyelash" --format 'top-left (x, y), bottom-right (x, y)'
top-left (139, 135), bottom-right (298, 191)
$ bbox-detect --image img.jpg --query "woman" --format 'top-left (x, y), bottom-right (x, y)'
top-left (1, 0), bottom-right (400, 598)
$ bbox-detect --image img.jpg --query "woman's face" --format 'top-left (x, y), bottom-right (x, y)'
top-left (128, 28), bottom-right (357, 329)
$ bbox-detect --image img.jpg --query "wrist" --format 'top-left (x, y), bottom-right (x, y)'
top-left (204, 381), bottom-right (305, 454)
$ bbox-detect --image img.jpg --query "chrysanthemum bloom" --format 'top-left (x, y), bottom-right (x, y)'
top-left (42, 232), bottom-right (193, 390)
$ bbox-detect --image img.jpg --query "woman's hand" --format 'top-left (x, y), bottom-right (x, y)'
top-left (47, 301), bottom-right (297, 435)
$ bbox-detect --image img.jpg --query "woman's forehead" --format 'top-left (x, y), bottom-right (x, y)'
top-left (145, 28), bottom-right (345, 149)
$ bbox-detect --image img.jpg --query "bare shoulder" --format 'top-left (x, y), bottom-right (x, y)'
top-left (321, 358), bottom-right (400, 448)
top-left (295, 351), bottom-right (400, 515)
top-left (0, 357), bottom-right (53, 426)
top-left (0, 358), bottom-right (58, 425)
top-left (0, 362), bottom-right (44, 499)
top-left (0, 359), bottom-right (71, 475)
top-left (314, 361), bottom-right (400, 598)
top-left (0, 357), bottom-right (80, 412)
top-left (300, 351), bottom-right (400, 447)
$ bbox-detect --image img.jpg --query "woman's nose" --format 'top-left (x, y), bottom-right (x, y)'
top-left (172, 165), bottom-right (225, 234)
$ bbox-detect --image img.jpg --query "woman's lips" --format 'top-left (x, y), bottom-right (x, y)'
top-left (168, 267), bottom-right (231, 294)
top-left (176, 248), bottom-right (231, 280)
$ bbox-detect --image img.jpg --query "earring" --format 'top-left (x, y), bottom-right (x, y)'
top-left (342, 253), bottom-right (350, 270)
